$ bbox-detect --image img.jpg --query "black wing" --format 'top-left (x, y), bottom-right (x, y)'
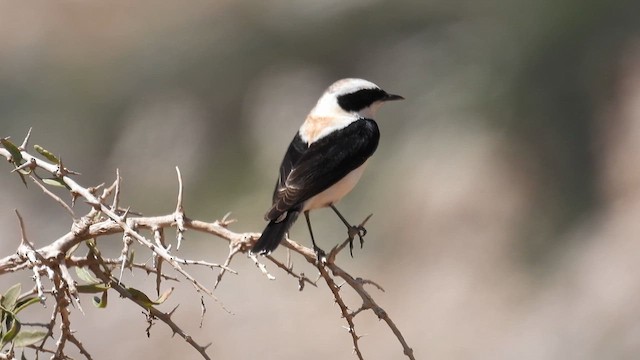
top-left (265, 118), bottom-right (379, 221)
top-left (272, 132), bottom-right (307, 204)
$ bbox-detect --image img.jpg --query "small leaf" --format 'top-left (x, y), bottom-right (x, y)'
top-left (13, 297), bottom-right (40, 315)
top-left (16, 172), bottom-right (28, 188)
top-left (33, 145), bottom-right (59, 163)
top-left (128, 250), bottom-right (135, 266)
top-left (67, 242), bottom-right (80, 256)
top-left (0, 316), bottom-right (21, 348)
top-left (155, 287), bottom-right (174, 305)
top-left (126, 288), bottom-right (155, 309)
top-left (1, 138), bottom-right (23, 164)
top-left (42, 178), bottom-right (71, 190)
top-left (75, 267), bottom-right (99, 284)
top-left (92, 291), bottom-right (108, 308)
top-left (77, 284), bottom-right (109, 294)
top-left (1, 284), bottom-right (21, 311)
top-left (12, 330), bottom-right (47, 348)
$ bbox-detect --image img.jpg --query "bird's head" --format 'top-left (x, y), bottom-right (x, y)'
top-left (311, 78), bottom-right (404, 119)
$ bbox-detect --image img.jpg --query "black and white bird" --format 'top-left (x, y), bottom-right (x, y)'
top-left (250, 78), bottom-right (403, 259)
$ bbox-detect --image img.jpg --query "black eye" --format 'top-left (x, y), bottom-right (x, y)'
top-left (337, 88), bottom-right (387, 112)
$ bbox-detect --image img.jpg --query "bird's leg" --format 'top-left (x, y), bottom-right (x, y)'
top-left (304, 211), bottom-right (326, 263)
top-left (329, 204), bottom-right (367, 257)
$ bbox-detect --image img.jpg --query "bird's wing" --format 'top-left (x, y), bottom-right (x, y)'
top-left (265, 118), bottom-right (379, 221)
top-left (273, 132), bottom-right (307, 204)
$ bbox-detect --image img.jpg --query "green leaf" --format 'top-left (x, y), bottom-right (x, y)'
top-left (126, 288), bottom-right (155, 309)
top-left (16, 172), bottom-right (27, 188)
top-left (13, 296), bottom-right (40, 315)
top-left (1, 284), bottom-right (21, 311)
top-left (33, 145), bottom-right (59, 163)
top-left (12, 330), bottom-right (47, 348)
top-left (77, 284), bottom-right (109, 294)
top-left (155, 287), bottom-right (174, 305)
top-left (42, 178), bottom-right (70, 190)
top-left (1, 138), bottom-right (23, 164)
top-left (0, 316), bottom-right (21, 348)
top-left (126, 287), bottom-right (173, 309)
top-left (128, 250), bottom-right (135, 266)
top-left (75, 267), bottom-right (99, 284)
top-left (92, 291), bottom-right (108, 309)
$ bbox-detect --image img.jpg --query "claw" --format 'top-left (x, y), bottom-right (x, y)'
top-left (314, 246), bottom-right (327, 264)
top-left (348, 225), bottom-right (367, 257)
top-left (358, 226), bottom-right (366, 249)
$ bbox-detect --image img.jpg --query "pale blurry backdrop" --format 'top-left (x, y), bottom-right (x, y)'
top-left (2, 0), bottom-right (640, 359)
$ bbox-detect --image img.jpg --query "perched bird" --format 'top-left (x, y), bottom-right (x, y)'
top-left (250, 78), bottom-right (403, 260)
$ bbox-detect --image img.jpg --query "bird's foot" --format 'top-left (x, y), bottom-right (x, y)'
top-left (347, 225), bottom-right (367, 257)
top-left (314, 246), bottom-right (327, 264)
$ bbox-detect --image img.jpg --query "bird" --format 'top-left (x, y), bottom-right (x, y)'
top-left (250, 78), bottom-right (403, 260)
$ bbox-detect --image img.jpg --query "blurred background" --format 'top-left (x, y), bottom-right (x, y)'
top-left (2, 0), bottom-right (640, 358)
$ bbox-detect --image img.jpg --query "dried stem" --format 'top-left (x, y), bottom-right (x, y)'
top-left (0, 132), bottom-right (415, 360)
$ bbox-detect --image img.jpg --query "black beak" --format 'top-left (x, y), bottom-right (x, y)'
top-left (384, 93), bottom-right (404, 101)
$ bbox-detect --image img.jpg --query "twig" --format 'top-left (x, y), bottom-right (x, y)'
top-left (317, 265), bottom-right (364, 360)
top-left (174, 167), bottom-right (186, 250)
top-left (265, 254), bottom-right (317, 291)
top-left (153, 226), bottom-right (166, 296)
top-left (14, 210), bottom-right (47, 303)
top-left (249, 253), bottom-right (276, 280)
top-left (213, 242), bottom-right (241, 290)
top-left (57, 259), bottom-right (84, 315)
top-left (87, 263), bottom-right (212, 360)
top-left (29, 174), bottom-right (76, 218)
top-left (111, 169), bottom-right (121, 210)
top-left (66, 256), bottom-right (179, 282)
top-left (328, 263), bottom-right (415, 360)
top-left (1, 135), bottom-right (416, 360)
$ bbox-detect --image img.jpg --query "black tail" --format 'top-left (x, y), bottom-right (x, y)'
top-left (251, 210), bottom-right (299, 255)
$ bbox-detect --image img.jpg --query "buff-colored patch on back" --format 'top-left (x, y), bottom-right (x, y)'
top-left (299, 115), bottom-right (355, 144)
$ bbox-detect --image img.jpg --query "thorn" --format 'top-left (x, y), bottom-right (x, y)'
top-left (56, 158), bottom-right (66, 177)
top-left (220, 212), bottom-right (237, 226)
top-left (10, 158), bottom-right (36, 173)
top-left (167, 304), bottom-right (180, 318)
top-left (19, 127), bottom-right (33, 150)
top-left (119, 207), bottom-right (131, 221)
top-left (87, 183), bottom-right (105, 195)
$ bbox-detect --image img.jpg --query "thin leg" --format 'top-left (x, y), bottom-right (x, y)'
top-left (304, 211), bottom-right (326, 262)
top-left (329, 204), bottom-right (367, 257)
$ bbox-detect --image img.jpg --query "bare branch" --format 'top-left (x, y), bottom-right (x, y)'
top-left (0, 134), bottom-right (416, 360)
top-left (87, 263), bottom-right (212, 360)
top-left (317, 264), bottom-right (364, 360)
top-left (249, 253), bottom-right (276, 281)
top-left (265, 254), bottom-right (317, 291)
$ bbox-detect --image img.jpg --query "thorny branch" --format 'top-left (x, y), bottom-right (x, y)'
top-left (0, 131), bottom-right (414, 360)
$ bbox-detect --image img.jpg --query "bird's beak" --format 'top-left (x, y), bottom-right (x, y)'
top-left (384, 93), bottom-right (404, 101)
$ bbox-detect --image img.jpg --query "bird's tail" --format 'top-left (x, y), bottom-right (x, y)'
top-left (251, 210), bottom-right (299, 255)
